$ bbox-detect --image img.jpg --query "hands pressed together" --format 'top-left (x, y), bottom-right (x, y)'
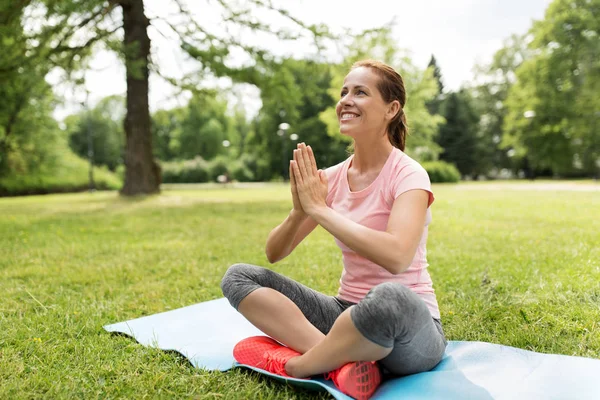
top-left (289, 143), bottom-right (328, 218)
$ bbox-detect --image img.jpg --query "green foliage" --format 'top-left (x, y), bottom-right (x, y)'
top-left (65, 95), bottom-right (125, 171)
top-left (436, 90), bottom-right (483, 178)
top-left (0, 80), bottom-right (64, 176)
top-left (235, 153), bottom-right (271, 182)
top-left (426, 55), bottom-right (444, 116)
top-left (151, 107), bottom-right (187, 161)
top-left (0, 2), bottom-right (62, 176)
top-left (160, 157), bottom-right (211, 184)
top-left (422, 161), bottom-right (461, 183)
top-left (208, 155), bottom-right (230, 181)
top-left (150, 93), bottom-right (232, 163)
top-left (160, 153), bottom-right (268, 184)
top-left (471, 34), bottom-right (530, 177)
top-left (179, 94), bottom-right (230, 161)
top-left (0, 151), bottom-right (121, 196)
top-left (230, 160), bottom-right (255, 182)
top-left (504, 0), bottom-right (600, 177)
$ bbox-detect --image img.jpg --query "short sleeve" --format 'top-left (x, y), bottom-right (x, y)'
top-left (391, 164), bottom-right (435, 208)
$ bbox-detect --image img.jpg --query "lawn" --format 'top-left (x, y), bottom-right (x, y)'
top-left (1, 183), bottom-right (599, 399)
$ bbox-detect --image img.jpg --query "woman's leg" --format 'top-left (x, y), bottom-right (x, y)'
top-left (285, 307), bottom-right (392, 377)
top-left (356, 283), bottom-right (446, 376)
top-left (220, 263), bottom-right (346, 353)
top-left (285, 282), bottom-right (446, 378)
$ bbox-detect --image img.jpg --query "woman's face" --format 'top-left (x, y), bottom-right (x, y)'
top-left (335, 67), bottom-right (394, 139)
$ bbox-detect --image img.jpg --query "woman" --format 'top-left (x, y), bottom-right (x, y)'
top-left (221, 60), bottom-right (446, 400)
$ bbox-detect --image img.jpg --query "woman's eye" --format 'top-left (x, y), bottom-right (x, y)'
top-left (357, 90), bottom-right (366, 95)
top-left (340, 91), bottom-right (347, 98)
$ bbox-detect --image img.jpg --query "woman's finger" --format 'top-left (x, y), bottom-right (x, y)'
top-left (307, 145), bottom-right (318, 173)
top-left (300, 144), bottom-right (314, 176)
top-left (295, 148), bottom-right (310, 178)
top-left (289, 161), bottom-right (296, 186)
top-left (291, 160), bottom-right (303, 184)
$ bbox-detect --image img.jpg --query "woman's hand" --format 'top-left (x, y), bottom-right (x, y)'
top-left (290, 143), bottom-right (328, 217)
top-left (289, 158), bottom-right (306, 219)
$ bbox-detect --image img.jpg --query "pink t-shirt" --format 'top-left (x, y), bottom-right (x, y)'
top-left (325, 148), bottom-right (440, 319)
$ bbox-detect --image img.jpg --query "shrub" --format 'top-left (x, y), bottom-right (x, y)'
top-left (237, 153), bottom-right (270, 182)
top-left (161, 157), bottom-right (210, 183)
top-left (230, 160), bottom-right (254, 182)
top-left (422, 161), bottom-right (461, 183)
top-left (0, 152), bottom-right (121, 196)
top-left (208, 156), bottom-right (230, 181)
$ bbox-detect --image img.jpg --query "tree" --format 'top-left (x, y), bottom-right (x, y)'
top-left (504, 0), bottom-right (600, 177)
top-left (436, 90), bottom-right (481, 178)
top-left (179, 93), bottom-right (230, 161)
top-left (65, 95), bottom-right (125, 171)
top-left (426, 55), bottom-right (444, 116)
top-left (12, 0), bottom-right (328, 195)
top-left (228, 103), bottom-right (253, 159)
top-left (151, 107), bottom-right (186, 162)
top-left (470, 34), bottom-right (531, 177)
top-left (0, 1), bottom-right (63, 176)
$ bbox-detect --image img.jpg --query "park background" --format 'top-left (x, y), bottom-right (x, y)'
top-left (1, 0), bottom-right (599, 398)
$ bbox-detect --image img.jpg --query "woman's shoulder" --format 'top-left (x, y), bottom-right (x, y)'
top-left (388, 148), bottom-right (428, 178)
top-left (325, 156), bottom-right (351, 181)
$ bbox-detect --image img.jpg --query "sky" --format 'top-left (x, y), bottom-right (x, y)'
top-left (50, 0), bottom-right (552, 120)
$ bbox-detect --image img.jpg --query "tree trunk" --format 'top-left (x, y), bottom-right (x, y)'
top-left (119, 0), bottom-right (160, 196)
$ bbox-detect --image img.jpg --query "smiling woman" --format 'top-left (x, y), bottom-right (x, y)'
top-left (220, 60), bottom-right (444, 400)
top-left (337, 60), bottom-right (408, 152)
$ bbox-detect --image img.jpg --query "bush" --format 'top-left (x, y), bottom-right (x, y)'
top-left (160, 153), bottom-right (270, 183)
top-left (161, 157), bottom-right (210, 183)
top-left (208, 156), bottom-right (230, 181)
top-left (237, 153), bottom-right (270, 182)
top-left (230, 160), bottom-right (254, 182)
top-left (422, 161), bottom-right (461, 183)
top-left (0, 152), bottom-right (122, 196)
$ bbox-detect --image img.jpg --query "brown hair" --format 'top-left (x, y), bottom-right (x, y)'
top-left (351, 60), bottom-right (408, 151)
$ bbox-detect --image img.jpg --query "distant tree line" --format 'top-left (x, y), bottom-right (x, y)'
top-left (1, 0), bottom-right (598, 196)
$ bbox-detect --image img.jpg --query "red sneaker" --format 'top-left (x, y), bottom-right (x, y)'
top-left (233, 336), bottom-right (301, 378)
top-left (325, 361), bottom-right (382, 400)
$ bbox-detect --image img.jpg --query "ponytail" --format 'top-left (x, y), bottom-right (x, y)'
top-left (387, 109), bottom-right (408, 151)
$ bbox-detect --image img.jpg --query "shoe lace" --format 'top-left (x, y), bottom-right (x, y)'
top-left (264, 349), bottom-right (290, 377)
top-left (324, 368), bottom-right (340, 385)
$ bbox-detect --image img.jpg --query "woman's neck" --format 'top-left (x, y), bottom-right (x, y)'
top-left (351, 138), bottom-right (394, 173)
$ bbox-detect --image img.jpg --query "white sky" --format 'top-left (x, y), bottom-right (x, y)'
top-left (51, 0), bottom-right (552, 120)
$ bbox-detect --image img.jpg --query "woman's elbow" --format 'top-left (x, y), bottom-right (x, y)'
top-left (265, 246), bottom-right (286, 264)
top-left (385, 251), bottom-right (413, 275)
top-left (387, 261), bottom-right (410, 275)
top-left (265, 248), bottom-right (277, 264)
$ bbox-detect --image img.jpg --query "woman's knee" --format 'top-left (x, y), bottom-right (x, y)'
top-left (351, 283), bottom-right (430, 345)
top-left (365, 282), bottom-right (424, 316)
top-left (220, 263), bottom-right (261, 300)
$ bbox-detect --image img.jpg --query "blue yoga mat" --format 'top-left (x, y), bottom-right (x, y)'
top-left (104, 298), bottom-right (600, 399)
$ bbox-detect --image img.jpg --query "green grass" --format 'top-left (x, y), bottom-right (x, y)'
top-left (1, 183), bottom-right (599, 399)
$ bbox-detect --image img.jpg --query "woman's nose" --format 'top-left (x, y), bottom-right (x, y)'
top-left (339, 93), bottom-right (353, 106)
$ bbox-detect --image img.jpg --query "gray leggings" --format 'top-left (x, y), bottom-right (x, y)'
top-left (221, 263), bottom-right (447, 376)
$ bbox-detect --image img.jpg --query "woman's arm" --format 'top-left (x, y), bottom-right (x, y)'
top-left (265, 160), bottom-right (319, 263)
top-left (265, 211), bottom-right (318, 263)
top-left (309, 190), bottom-right (428, 274)
top-left (290, 143), bottom-right (428, 275)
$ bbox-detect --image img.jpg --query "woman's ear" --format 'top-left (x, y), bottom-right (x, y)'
top-left (386, 100), bottom-right (401, 121)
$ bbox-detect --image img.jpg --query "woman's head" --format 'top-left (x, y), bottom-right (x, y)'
top-left (335, 60), bottom-right (408, 150)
